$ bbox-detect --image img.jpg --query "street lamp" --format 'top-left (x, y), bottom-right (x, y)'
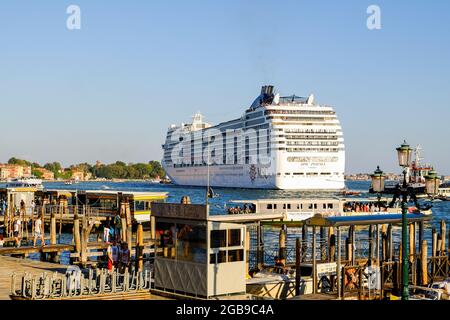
top-left (371, 166), bottom-right (385, 211)
top-left (425, 170), bottom-right (441, 197)
top-left (395, 140), bottom-right (413, 300)
top-left (380, 141), bottom-right (438, 300)
top-left (371, 166), bottom-right (385, 193)
top-left (396, 140), bottom-right (413, 168)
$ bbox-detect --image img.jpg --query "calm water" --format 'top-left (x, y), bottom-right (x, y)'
top-left (2, 180), bottom-right (449, 265)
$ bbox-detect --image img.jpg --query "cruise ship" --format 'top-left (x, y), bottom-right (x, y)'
top-left (161, 85), bottom-right (345, 190)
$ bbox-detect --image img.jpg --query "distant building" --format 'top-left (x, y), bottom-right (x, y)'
top-left (0, 164), bottom-right (32, 180)
top-left (34, 168), bottom-right (55, 180)
top-left (71, 170), bottom-right (92, 181)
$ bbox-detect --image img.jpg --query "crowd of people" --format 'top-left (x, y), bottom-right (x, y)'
top-left (227, 204), bottom-right (256, 215)
top-left (343, 202), bottom-right (387, 213)
top-left (101, 214), bottom-right (132, 272)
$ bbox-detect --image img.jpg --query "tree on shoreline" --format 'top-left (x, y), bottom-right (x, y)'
top-left (4, 158), bottom-right (165, 180)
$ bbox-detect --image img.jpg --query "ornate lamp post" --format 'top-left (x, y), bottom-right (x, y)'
top-left (375, 141), bottom-right (438, 300)
top-left (396, 140), bottom-right (413, 300)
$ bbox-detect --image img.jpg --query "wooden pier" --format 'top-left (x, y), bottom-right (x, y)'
top-left (0, 255), bottom-right (67, 300)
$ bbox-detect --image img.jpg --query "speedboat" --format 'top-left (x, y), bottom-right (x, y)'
top-left (6, 177), bottom-right (43, 190)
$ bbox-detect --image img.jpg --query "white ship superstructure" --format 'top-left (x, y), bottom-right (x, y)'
top-left (162, 86), bottom-right (345, 190)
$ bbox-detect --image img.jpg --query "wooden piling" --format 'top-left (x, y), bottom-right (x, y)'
top-left (432, 228), bottom-right (437, 258)
top-left (295, 238), bottom-right (301, 296)
top-left (301, 225), bottom-right (307, 262)
top-left (448, 224), bottom-right (450, 257)
top-left (409, 223), bottom-right (415, 263)
top-left (440, 220), bottom-right (446, 256)
top-left (381, 224), bottom-right (387, 262)
top-left (437, 234), bottom-right (442, 257)
top-left (336, 227), bottom-right (342, 299)
top-left (121, 207), bottom-right (127, 244)
top-left (349, 226), bottom-right (355, 265)
top-left (257, 224), bottom-right (264, 270)
top-left (345, 237), bottom-right (351, 262)
top-left (368, 225), bottom-right (373, 266)
top-left (73, 214), bottom-right (81, 260)
top-left (136, 224), bottom-right (144, 272)
top-left (80, 215), bottom-right (88, 265)
top-left (329, 233), bottom-right (336, 262)
top-left (150, 215), bottom-right (156, 240)
top-left (312, 226), bottom-right (317, 294)
top-left (419, 221), bottom-right (424, 249)
top-left (387, 224), bottom-right (393, 261)
top-left (245, 229), bottom-right (250, 275)
top-left (420, 240), bottom-right (428, 286)
top-left (50, 211), bottom-right (57, 246)
top-left (320, 227), bottom-right (326, 262)
top-left (279, 225), bottom-right (287, 266)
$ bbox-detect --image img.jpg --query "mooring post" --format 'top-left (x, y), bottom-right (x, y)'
top-left (50, 211), bottom-right (57, 246)
top-left (136, 224), bottom-right (144, 272)
top-left (320, 226), bottom-right (326, 262)
top-left (345, 237), bottom-right (351, 262)
top-left (73, 214), bottom-right (81, 259)
top-left (295, 238), bottom-right (301, 296)
top-left (301, 225), bottom-right (307, 262)
top-left (121, 203), bottom-right (127, 243)
top-left (348, 225), bottom-right (355, 265)
top-left (440, 220), bottom-right (446, 256)
top-left (381, 224), bottom-right (387, 262)
top-left (80, 215), bottom-right (88, 266)
top-left (312, 226), bottom-right (317, 294)
top-left (125, 202), bottom-right (132, 247)
top-left (421, 240), bottom-right (428, 286)
top-left (257, 224), bottom-right (264, 270)
top-left (245, 228), bottom-right (250, 276)
top-left (336, 227), bottom-right (342, 299)
top-left (329, 229), bottom-right (336, 263)
top-left (150, 215), bottom-right (156, 240)
top-left (409, 223), bottom-right (415, 263)
top-left (279, 225), bottom-right (287, 266)
top-left (368, 225), bottom-right (373, 266)
top-left (432, 228), bottom-right (437, 258)
top-left (388, 224), bottom-right (393, 261)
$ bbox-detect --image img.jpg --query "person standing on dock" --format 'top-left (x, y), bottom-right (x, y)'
top-left (103, 220), bottom-right (111, 243)
top-left (13, 217), bottom-right (21, 247)
top-left (33, 215), bottom-right (45, 248)
top-left (119, 242), bottom-right (130, 273)
top-left (111, 240), bottom-right (120, 270)
top-left (107, 242), bottom-right (114, 271)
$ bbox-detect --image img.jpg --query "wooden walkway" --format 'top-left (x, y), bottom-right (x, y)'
top-left (0, 255), bottom-right (68, 300)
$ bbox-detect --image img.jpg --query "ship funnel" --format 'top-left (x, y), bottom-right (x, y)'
top-left (260, 85), bottom-right (274, 95)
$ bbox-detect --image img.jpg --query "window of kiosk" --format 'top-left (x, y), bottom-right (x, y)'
top-left (228, 229), bottom-right (241, 247)
top-left (210, 229), bottom-right (244, 265)
top-left (156, 221), bottom-right (207, 263)
top-left (228, 249), bottom-right (244, 262)
top-left (210, 230), bottom-right (226, 248)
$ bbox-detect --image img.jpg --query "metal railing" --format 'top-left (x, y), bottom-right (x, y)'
top-left (10, 268), bottom-right (151, 300)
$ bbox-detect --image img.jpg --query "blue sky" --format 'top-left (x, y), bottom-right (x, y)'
top-left (0, 1), bottom-right (449, 174)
